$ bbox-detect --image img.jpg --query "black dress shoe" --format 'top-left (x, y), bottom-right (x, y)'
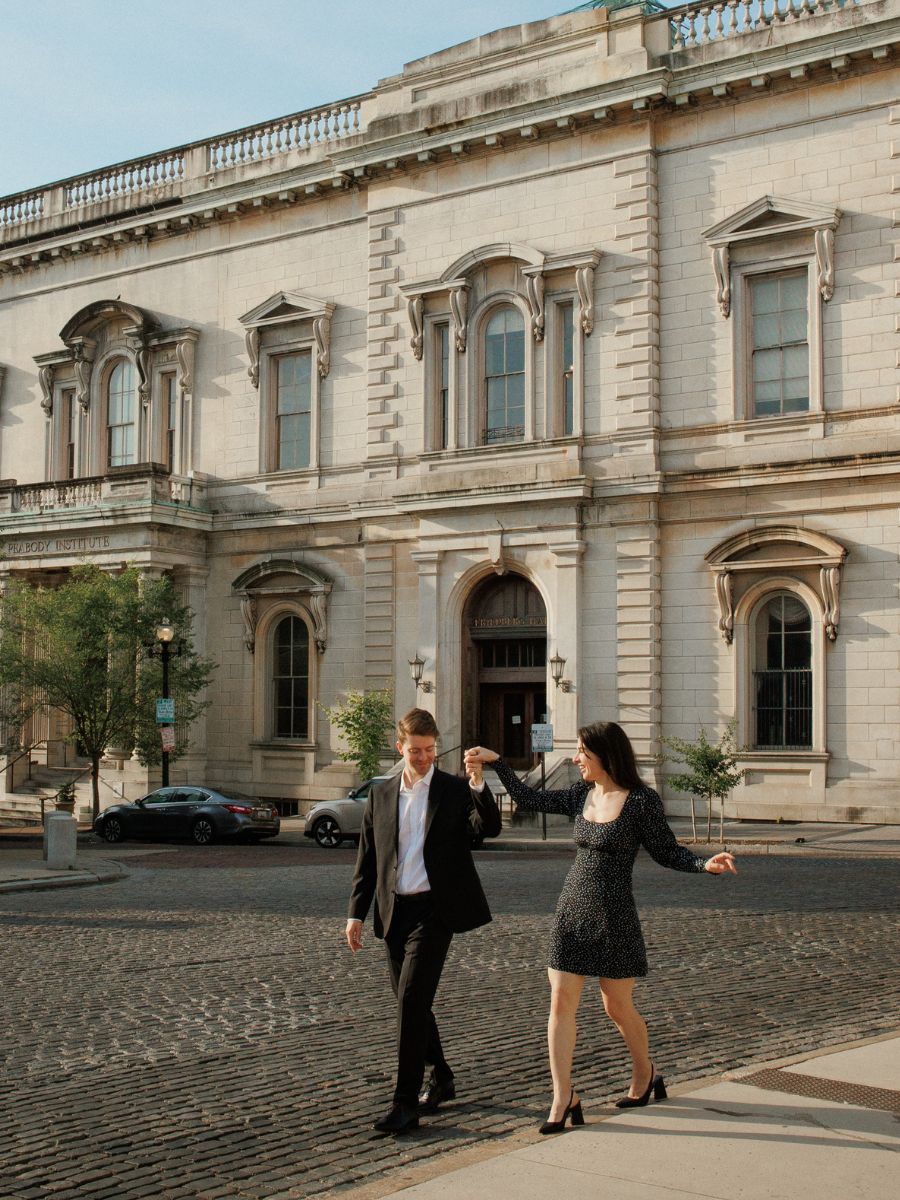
top-left (373, 1103), bottom-right (420, 1134)
top-left (419, 1077), bottom-right (456, 1113)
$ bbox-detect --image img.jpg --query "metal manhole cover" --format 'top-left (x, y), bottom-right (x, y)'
top-left (737, 1068), bottom-right (900, 1112)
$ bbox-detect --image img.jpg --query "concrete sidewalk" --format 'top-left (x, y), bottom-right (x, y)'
top-left (375, 1034), bottom-right (899, 1200)
top-left (0, 838), bottom-right (127, 893)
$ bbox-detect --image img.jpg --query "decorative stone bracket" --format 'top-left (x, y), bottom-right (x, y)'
top-left (240, 291), bottom-right (336, 386)
top-left (704, 196), bottom-right (841, 319)
top-left (402, 247), bottom-right (600, 361)
top-left (707, 526), bottom-right (847, 645)
top-left (232, 558), bottom-right (333, 655)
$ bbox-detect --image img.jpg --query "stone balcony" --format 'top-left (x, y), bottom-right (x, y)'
top-left (0, 464), bottom-right (208, 526)
top-left (0, 0), bottom-right (879, 265)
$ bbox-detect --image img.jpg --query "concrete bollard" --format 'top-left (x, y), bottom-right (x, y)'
top-left (44, 812), bottom-right (77, 870)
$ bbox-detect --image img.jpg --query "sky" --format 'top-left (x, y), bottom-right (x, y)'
top-left (0, 0), bottom-right (620, 198)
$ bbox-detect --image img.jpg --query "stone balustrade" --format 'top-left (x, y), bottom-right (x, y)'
top-left (0, 468), bottom-right (207, 516)
top-left (206, 101), bottom-right (363, 171)
top-left (12, 479), bottom-right (103, 512)
top-left (0, 94), bottom-right (368, 237)
top-left (669, 0), bottom-right (859, 50)
top-left (65, 151), bottom-right (188, 211)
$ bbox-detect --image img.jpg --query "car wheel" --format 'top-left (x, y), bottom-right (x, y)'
top-left (313, 816), bottom-right (343, 848)
top-left (191, 817), bottom-right (216, 846)
top-left (101, 816), bottom-right (126, 843)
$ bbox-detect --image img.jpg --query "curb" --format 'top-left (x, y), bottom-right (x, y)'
top-left (0, 858), bottom-right (127, 894)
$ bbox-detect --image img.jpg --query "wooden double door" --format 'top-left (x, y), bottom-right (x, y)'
top-left (478, 684), bottom-right (547, 770)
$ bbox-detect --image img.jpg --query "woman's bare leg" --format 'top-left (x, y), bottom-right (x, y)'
top-left (598, 977), bottom-right (652, 1096)
top-left (547, 968), bottom-right (587, 1119)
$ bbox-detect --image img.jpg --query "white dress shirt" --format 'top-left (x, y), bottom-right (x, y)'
top-left (395, 764), bottom-right (434, 895)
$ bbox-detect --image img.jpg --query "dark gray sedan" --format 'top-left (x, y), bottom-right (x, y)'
top-left (94, 787), bottom-right (280, 846)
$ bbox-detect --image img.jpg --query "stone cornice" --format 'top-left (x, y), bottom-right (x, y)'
top-left (0, 4), bottom-right (893, 277)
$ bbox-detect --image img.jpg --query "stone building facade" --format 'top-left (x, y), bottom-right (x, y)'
top-left (0, 0), bottom-right (897, 820)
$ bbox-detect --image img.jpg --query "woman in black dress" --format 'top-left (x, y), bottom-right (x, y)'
top-left (465, 721), bottom-right (736, 1133)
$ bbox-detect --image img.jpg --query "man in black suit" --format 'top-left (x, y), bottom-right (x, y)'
top-left (346, 707), bottom-right (501, 1133)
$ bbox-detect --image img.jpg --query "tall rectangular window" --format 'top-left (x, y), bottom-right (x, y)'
top-left (275, 352), bottom-right (312, 470)
top-left (63, 388), bottom-right (77, 479)
top-left (162, 373), bottom-right (177, 472)
top-left (750, 272), bottom-right (809, 418)
top-left (560, 303), bottom-right (574, 436)
top-left (484, 307), bottom-right (525, 444)
top-left (107, 360), bottom-right (136, 468)
top-left (437, 323), bottom-right (450, 450)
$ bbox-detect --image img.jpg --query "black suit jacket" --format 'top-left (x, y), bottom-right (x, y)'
top-left (347, 767), bottom-right (501, 938)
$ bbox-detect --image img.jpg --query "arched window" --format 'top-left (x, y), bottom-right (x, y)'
top-left (753, 594), bottom-right (812, 749)
top-left (273, 616), bottom-right (310, 739)
top-left (483, 307), bottom-right (525, 445)
top-left (106, 359), bottom-right (137, 468)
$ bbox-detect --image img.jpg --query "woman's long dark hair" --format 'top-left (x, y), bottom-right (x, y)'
top-left (578, 721), bottom-right (644, 791)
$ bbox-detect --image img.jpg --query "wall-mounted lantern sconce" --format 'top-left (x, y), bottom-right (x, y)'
top-left (549, 651), bottom-right (572, 693)
top-left (409, 653), bottom-right (434, 694)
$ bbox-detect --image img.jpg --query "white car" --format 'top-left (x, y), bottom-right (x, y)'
top-left (303, 777), bottom-right (391, 848)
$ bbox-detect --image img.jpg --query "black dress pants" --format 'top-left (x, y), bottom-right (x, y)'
top-left (384, 892), bottom-right (454, 1107)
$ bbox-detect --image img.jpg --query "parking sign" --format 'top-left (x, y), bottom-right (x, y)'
top-left (531, 724), bottom-right (554, 753)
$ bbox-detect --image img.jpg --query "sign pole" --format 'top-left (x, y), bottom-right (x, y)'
top-left (540, 751), bottom-right (547, 841)
top-left (530, 722), bottom-right (553, 843)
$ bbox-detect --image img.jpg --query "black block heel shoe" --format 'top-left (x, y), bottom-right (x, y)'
top-left (539, 1089), bottom-right (585, 1134)
top-left (614, 1063), bottom-right (667, 1109)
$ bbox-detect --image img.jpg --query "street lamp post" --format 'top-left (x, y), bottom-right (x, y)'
top-left (155, 620), bottom-right (176, 787)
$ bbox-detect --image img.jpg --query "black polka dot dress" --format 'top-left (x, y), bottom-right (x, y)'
top-left (494, 759), bottom-right (707, 978)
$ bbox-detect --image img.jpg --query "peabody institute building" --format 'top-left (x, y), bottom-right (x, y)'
top-left (0, 0), bottom-right (897, 822)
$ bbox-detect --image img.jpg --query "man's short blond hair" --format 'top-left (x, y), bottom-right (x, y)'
top-left (397, 707), bottom-right (439, 743)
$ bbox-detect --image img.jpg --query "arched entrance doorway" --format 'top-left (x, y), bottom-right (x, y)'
top-left (462, 574), bottom-right (547, 770)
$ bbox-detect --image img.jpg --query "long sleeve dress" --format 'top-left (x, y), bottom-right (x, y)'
top-left (494, 759), bottom-right (708, 978)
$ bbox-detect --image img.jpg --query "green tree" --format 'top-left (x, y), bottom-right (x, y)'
top-left (0, 564), bottom-right (214, 819)
top-left (321, 688), bottom-right (394, 782)
top-left (661, 722), bottom-right (745, 843)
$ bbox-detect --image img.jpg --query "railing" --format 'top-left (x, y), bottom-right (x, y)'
top-left (12, 479), bottom-right (103, 512)
top-left (65, 151), bottom-right (187, 211)
top-left (669, 0), bottom-right (859, 50)
top-left (0, 93), bottom-right (368, 234)
top-left (206, 101), bottom-right (363, 171)
top-left (0, 190), bottom-right (44, 229)
top-left (753, 668), bottom-right (812, 749)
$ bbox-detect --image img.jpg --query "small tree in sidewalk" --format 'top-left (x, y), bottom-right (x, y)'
top-left (661, 721), bottom-right (745, 843)
top-left (0, 564), bottom-right (214, 820)
top-left (320, 688), bottom-right (394, 783)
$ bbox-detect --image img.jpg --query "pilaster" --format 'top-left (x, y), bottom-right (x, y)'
top-left (612, 148), bottom-right (660, 434)
top-left (614, 511), bottom-right (661, 771)
top-left (364, 542), bottom-right (395, 691)
top-left (366, 209), bottom-right (402, 474)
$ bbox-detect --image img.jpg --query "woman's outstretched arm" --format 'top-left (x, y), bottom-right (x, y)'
top-left (465, 747), bottom-right (585, 817)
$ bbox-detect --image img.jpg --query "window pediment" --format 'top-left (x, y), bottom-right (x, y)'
top-left (232, 559), bottom-right (333, 654)
top-left (706, 526), bottom-right (847, 644)
top-left (703, 196), bottom-right (842, 247)
top-left (60, 299), bottom-right (158, 344)
top-left (401, 245), bottom-right (600, 357)
top-left (239, 291), bottom-right (335, 384)
top-left (703, 196), bottom-right (841, 317)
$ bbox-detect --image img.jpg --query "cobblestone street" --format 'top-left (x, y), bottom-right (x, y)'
top-left (3, 843), bottom-right (898, 1200)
